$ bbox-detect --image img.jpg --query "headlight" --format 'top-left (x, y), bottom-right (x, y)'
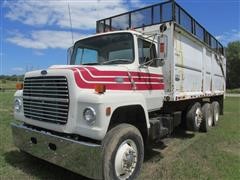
top-left (83, 107), bottom-right (96, 125)
top-left (14, 98), bottom-right (22, 112)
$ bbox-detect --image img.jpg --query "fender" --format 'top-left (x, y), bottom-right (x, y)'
top-left (76, 91), bottom-right (150, 140)
top-left (103, 92), bottom-right (150, 127)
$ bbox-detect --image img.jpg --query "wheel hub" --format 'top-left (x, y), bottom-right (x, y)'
top-left (115, 139), bottom-right (138, 179)
top-left (208, 115), bottom-right (213, 126)
top-left (123, 149), bottom-right (137, 170)
top-left (195, 108), bottom-right (203, 127)
top-left (215, 107), bottom-right (219, 122)
top-left (215, 112), bottom-right (219, 122)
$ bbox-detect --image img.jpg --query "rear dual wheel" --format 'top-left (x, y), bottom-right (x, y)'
top-left (212, 101), bottom-right (220, 126)
top-left (200, 101), bottom-right (220, 132)
top-left (200, 103), bottom-right (213, 132)
top-left (186, 102), bottom-right (203, 132)
top-left (186, 101), bottom-right (220, 132)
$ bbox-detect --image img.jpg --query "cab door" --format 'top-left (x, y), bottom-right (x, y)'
top-left (137, 38), bottom-right (165, 111)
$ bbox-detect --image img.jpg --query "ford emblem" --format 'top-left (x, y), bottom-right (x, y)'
top-left (115, 76), bottom-right (124, 83)
top-left (41, 70), bottom-right (47, 75)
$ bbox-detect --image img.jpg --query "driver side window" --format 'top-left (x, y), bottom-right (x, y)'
top-left (75, 48), bottom-right (98, 65)
top-left (138, 39), bottom-right (157, 67)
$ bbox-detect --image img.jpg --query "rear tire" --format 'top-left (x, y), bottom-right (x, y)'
top-left (212, 101), bottom-right (220, 126)
top-left (200, 103), bottom-right (213, 132)
top-left (102, 124), bottom-right (144, 180)
top-left (186, 102), bottom-right (202, 132)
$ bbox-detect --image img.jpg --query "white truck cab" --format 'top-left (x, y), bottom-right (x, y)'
top-left (12, 1), bottom-right (226, 180)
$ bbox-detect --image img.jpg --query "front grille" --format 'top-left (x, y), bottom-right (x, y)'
top-left (23, 76), bottom-right (69, 125)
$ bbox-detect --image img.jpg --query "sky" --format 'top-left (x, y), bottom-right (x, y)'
top-left (0, 0), bottom-right (239, 75)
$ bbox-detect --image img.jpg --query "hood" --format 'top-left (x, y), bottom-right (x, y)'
top-left (49, 64), bottom-right (130, 72)
top-left (48, 65), bottom-right (135, 91)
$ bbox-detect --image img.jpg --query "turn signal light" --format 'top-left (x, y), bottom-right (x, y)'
top-left (95, 84), bottom-right (106, 94)
top-left (106, 107), bottom-right (111, 116)
top-left (16, 82), bottom-right (23, 90)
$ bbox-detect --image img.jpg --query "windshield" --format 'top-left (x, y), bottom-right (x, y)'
top-left (71, 33), bottom-right (134, 65)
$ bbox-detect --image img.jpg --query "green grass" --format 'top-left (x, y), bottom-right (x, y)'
top-left (0, 92), bottom-right (240, 179)
top-left (0, 80), bottom-right (20, 90)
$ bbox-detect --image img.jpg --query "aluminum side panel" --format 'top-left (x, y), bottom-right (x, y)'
top-left (172, 26), bottom-right (226, 100)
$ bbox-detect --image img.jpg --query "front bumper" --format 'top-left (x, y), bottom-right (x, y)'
top-left (11, 123), bottom-right (103, 180)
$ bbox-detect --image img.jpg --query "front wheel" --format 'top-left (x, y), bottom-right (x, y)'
top-left (102, 124), bottom-right (144, 180)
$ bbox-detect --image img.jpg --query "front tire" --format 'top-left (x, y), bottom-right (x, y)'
top-left (102, 124), bottom-right (144, 180)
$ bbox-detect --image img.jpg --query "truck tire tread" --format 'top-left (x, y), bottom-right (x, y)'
top-left (102, 123), bottom-right (144, 180)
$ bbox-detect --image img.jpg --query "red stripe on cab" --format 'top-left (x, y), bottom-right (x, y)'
top-left (58, 66), bottom-right (165, 91)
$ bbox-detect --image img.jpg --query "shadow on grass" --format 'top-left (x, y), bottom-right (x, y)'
top-left (144, 126), bottom-right (195, 162)
top-left (171, 126), bottom-right (195, 139)
top-left (4, 150), bottom-right (91, 180)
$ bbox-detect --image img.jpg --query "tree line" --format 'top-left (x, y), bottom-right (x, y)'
top-left (0, 75), bottom-right (24, 82)
top-left (226, 41), bottom-right (240, 89)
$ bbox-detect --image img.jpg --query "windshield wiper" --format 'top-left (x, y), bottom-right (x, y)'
top-left (101, 59), bottom-right (132, 65)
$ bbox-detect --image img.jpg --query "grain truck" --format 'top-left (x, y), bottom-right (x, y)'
top-left (12, 1), bottom-right (226, 179)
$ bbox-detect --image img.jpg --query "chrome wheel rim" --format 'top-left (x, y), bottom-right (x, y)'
top-left (195, 108), bottom-right (202, 127)
top-left (114, 139), bottom-right (138, 180)
top-left (208, 112), bottom-right (213, 126)
top-left (215, 108), bottom-right (219, 122)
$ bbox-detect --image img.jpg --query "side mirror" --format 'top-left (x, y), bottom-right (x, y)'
top-left (139, 58), bottom-right (164, 68)
top-left (67, 46), bottom-right (73, 65)
top-left (155, 58), bottom-right (165, 67)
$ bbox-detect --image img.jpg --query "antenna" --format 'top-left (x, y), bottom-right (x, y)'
top-left (67, 0), bottom-right (74, 45)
